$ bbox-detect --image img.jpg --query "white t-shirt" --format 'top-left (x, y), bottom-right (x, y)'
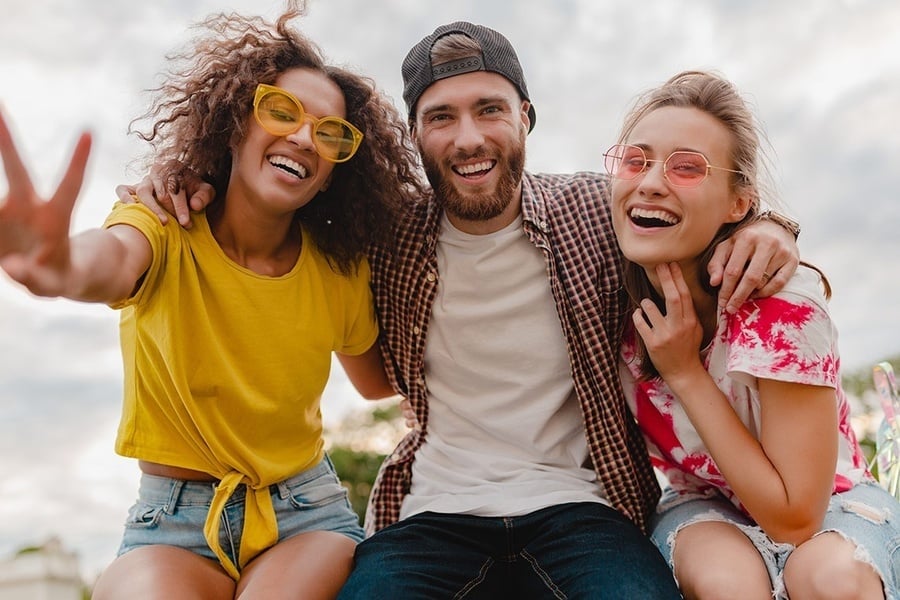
top-left (400, 214), bottom-right (607, 519)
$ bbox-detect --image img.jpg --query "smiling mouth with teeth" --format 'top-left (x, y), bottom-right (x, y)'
top-left (629, 207), bottom-right (680, 228)
top-left (454, 160), bottom-right (495, 178)
top-left (268, 155), bottom-right (309, 179)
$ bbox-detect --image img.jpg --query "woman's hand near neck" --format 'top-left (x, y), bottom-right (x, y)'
top-left (647, 260), bottom-right (719, 347)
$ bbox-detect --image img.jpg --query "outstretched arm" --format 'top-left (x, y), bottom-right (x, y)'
top-left (0, 110), bottom-right (151, 303)
top-left (709, 218), bottom-right (799, 313)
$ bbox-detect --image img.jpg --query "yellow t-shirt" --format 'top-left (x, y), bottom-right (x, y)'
top-left (103, 202), bottom-right (378, 577)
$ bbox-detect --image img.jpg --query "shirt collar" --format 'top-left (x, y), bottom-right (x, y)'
top-left (520, 172), bottom-right (550, 236)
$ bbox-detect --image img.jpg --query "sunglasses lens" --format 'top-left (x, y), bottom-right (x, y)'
top-left (665, 152), bottom-right (708, 186)
top-left (256, 91), bottom-right (303, 136)
top-left (315, 119), bottom-right (359, 162)
top-left (254, 84), bottom-right (361, 162)
top-left (606, 145), bottom-right (646, 180)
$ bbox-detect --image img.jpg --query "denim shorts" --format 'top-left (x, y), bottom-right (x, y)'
top-left (650, 482), bottom-right (900, 600)
top-left (117, 455), bottom-right (364, 567)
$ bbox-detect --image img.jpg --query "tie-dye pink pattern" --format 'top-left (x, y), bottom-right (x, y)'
top-left (623, 276), bottom-right (873, 513)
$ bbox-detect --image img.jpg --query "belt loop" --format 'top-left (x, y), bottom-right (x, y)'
top-left (276, 480), bottom-right (290, 500)
top-left (164, 479), bottom-right (185, 515)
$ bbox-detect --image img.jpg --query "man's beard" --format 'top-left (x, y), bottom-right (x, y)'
top-left (421, 141), bottom-right (525, 222)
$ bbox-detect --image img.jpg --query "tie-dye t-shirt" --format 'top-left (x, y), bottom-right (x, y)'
top-left (620, 266), bottom-right (873, 511)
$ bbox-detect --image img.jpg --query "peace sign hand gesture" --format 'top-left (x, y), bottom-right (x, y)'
top-left (0, 109), bottom-right (91, 297)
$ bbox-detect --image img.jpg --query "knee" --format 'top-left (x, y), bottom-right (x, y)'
top-left (783, 542), bottom-right (882, 600)
top-left (783, 565), bottom-right (874, 600)
top-left (678, 568), bottom-right (760, 600)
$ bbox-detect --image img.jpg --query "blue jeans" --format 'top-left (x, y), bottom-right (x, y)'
top-left (338, 502), bottom-right (680, 599)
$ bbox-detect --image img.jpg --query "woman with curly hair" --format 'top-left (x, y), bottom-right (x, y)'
top-left (0, 2), bottom-right (422, 598)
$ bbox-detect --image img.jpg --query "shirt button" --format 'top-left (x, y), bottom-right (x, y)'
top-left (413, 326), bottom-right (421, 335)
top-left (426, 272), bottom-right (436, 282)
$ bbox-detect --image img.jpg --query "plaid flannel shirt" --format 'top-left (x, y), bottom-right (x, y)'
top-left (365, 170), bottom-right (660, 535)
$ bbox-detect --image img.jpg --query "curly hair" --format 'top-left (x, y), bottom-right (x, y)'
top-left (131, 0), bottom-right (425, 274)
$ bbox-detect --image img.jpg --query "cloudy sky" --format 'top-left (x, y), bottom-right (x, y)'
top-left (1, 0), bottom-right (898, 583)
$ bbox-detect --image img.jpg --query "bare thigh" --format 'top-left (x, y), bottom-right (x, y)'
top-left (673, 521), bottom-right (772, 600)
top-left (92, 545), bottom-right (235, 600)
top-left (236, 530), bottom-right (357, 600)
top-left (783, 532), bottom-right (885, 600)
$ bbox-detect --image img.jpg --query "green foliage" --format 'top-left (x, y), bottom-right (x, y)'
top-left (859, 437), bottom-right (876, 469)
top-left (845, 355), bottom-right (900, 480)
top-left (843, 370), bottom-right (874, 398)
top-left (326, 401), bottom-right (407, 520)
top-left (330, 446), bottom-right (387, 520)
top-left (845, 356), bottom-right (900, 397)
top-left (371, 404), bottom-right (401, 423)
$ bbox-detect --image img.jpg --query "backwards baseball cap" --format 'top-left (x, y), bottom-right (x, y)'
top-left (401, 21), bottom-right (536, 132)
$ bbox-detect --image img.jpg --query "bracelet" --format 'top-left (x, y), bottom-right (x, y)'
top-left (759, 210), bottom-right (801, 240)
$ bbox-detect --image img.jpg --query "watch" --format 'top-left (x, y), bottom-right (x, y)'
top-left (759, 210), bottom-right (801, 240)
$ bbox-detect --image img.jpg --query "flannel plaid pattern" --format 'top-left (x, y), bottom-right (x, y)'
top-left (365, 171), bottom-right (660, 535)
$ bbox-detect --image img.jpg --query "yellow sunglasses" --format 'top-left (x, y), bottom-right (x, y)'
top-left (253, 83), bottom-right (364, 163)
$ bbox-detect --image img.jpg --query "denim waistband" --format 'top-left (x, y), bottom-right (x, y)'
top-left (137, 457), bottom-right (334, 515)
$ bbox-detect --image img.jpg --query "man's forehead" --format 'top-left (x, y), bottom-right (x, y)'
top-left (417, 71), bottom-right (520, 113)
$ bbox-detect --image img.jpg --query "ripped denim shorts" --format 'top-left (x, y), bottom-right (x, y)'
top-left (116, 455), bottom-right (364, 567)
top-left (650, 482), bottom-right (900, 600)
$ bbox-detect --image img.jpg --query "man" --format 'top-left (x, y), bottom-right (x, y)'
top-left (124, 21), bottom-right (798, 598)
top-left (337, 22), bottom-right (798, 599)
